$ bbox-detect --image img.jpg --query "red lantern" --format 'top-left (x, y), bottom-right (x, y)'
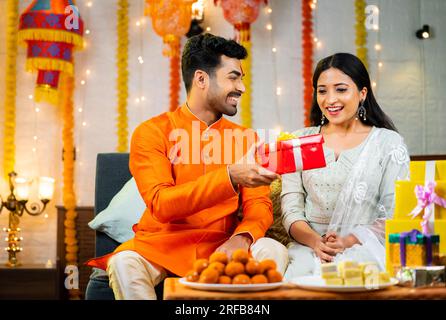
top-left (146, 0), bottom-right (195, 57)
top-left (18, 0), bottom-right (84, 104)
top-left (145, 0), bottom-right (195, 111)
top-left (215, 0), bottom-right (266, 128)
top-left (215, 0), bottom-right (266, 41)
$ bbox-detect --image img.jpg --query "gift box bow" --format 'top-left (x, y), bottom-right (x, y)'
top-left (257, 134), bottom-right (326, 174)
top-left (409, 181), bottom-right (446, 234)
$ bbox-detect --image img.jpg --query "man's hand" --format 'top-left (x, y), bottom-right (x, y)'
top-left (214, 234), bottom-right (253, 260)
top-left (228, 142), bottom-right (279, 188)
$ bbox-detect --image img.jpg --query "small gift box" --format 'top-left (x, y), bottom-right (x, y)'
top-left (257, 134), bottom-right (326, 175)
top-left (388, 229), bottom-right (440, 276)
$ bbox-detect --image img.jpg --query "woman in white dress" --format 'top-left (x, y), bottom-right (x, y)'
top-left (281, 53), bottom-right (410, 280)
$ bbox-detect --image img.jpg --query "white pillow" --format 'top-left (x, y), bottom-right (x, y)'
top-left (88, 178), bottom-right (146, 243)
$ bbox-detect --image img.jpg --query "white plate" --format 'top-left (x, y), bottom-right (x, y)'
top-left (179, 278), bottom-right (285, 292)
top-left (291, 275), bottom-right (399, 292)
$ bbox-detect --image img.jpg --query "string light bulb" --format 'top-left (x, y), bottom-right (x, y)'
top-left (266, 24), bottom-right (272, 31)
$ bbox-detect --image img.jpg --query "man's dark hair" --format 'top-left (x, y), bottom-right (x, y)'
top-left (181, 33), bottom-right (247, 93)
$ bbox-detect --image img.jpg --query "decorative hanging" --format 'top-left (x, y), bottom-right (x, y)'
top-left (2, 0), bottom-right (19, 179)
top-left (59, 72), bottom-right (80, 300)
top-left (302, 0), bottom-right (314, 127)
top-left (116, 0), bottom-right (129, 152)
top-left (18, 0), bottom-right (84, 105)
top-left (145, 0), bottom-right (195, 111)
top-left (215, 0), bottom-right (267, 128)
top-left (355, 0), bottom-right (368, 69)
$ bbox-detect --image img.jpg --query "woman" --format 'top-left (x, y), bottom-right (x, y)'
top-left (281, 53), bottom-right (410, 280)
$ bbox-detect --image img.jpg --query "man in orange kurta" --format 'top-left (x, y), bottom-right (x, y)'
top-left (86, 34), bottom-right (288, 299)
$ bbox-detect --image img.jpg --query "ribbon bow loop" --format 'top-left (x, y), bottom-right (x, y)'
top-left (409, 181), bottom-right (446, 235)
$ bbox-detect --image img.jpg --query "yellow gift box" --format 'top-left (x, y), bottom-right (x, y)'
top-left (394, 160), bottom-right (446, 220)
top-left (387, 229), bottom-right (440, 276)
top-left (385, 219), bottom-right (446, 274)
top-left (409, 160), bottom-right (446, 181)
top-left (386, 160), bottom-right (446, 275)
top-left (393, 180), bottom-right (446, 220)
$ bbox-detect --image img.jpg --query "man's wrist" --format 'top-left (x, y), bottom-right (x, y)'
top-left (232, 233), bottom-right (253, 246)
top-left (227, 165), bottom-right (239, 191)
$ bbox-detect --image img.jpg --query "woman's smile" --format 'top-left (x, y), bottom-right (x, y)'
top-left (326, 105), bottom-right (344, 116)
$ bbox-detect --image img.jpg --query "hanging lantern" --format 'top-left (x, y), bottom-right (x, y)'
top-left (145, 0), bottom-right (195, 111)
top-left (215, 0), bottom-right (266, 42)
top-left (215, 0), bottom-right (266, 128)
top-left (18, 0), bottom-right (84, 105)
top-left (146, 0), bottom-right (195, 57)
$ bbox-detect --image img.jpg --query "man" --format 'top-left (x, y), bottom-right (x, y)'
top-left (87, 33), bottom-right (288, 300)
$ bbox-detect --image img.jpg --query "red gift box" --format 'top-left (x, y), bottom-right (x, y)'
top-left (257, 134), bottom-right (326, 174)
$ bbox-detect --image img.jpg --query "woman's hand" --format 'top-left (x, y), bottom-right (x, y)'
top-left (311, 236), bottom-right (340, 263)
top-left (324, 231), bottom-right (360, 252)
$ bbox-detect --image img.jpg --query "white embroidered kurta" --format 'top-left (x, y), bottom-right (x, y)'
top-left (281, 126), bottom-right (410, 279)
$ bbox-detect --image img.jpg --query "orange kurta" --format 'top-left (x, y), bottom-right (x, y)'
top-left (86, 105), bottom-right (273, 276)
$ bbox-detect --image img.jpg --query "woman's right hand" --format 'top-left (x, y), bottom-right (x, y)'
top-left (312, 236), bottom-right (339, 263)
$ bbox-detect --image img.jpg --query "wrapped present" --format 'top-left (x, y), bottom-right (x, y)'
top-left (388, 229), bottom-right (440, 276)
top-left (386, 219), bottom-right (446, 270)
top-left (257, 134), bottom-right (326, 175)
top-left (394, 180), bottom-right (446, 220)
top-left (409, 160), bottom-right (446, 181)
top-left (386, 160), bottom-right (446, 274)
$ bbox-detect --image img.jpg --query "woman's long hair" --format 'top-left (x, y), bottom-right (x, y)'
top-left (310, 53), bottom-right (397, 131)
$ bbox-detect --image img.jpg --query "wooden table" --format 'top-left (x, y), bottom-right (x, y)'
top-left (0, 264), bottom-right (59, 300)
top-left (163, 277), bottom-right (446, 300)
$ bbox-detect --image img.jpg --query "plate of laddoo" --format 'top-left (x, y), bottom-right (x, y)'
top-left (179, 249), bottom-right (285, 292)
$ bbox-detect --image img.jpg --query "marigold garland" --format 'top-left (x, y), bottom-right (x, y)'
top-left (355, 0), bottom-right (368, 69)
top-left (2, 0), bottom-right (19, 179)
top-left (59, 73), bottom-right (80, 300)
top-left (238, 26), bottom-right (252, 128)
top-left (302, 0), bottom-right (313, 127)
top-left (116, 0), bottom-right (129, 152)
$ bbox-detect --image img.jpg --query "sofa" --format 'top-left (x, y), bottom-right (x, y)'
top-left (85, 153), bottom-right (290, 300)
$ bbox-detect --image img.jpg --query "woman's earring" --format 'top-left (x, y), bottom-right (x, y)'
top-left (321, 114), bottom-right (326, 125)
top-left (357, 100), bottom-right (367, 121)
